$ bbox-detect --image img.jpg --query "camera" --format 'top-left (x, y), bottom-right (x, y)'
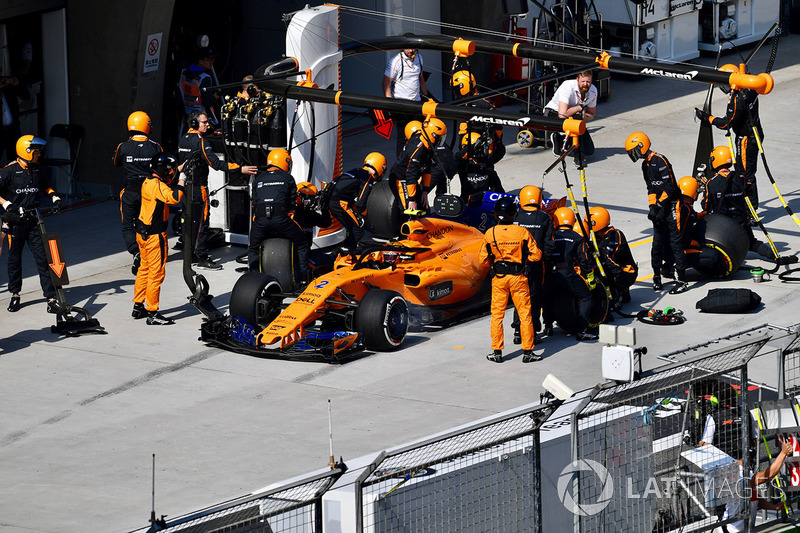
top-left (246, 85), bottom-right (258, 98)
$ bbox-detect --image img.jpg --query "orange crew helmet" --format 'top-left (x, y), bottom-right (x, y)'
top-left (554, 206), bottom-right (576, 228)
top-left (296, 181), bottom-right (318, 207)
top-left (451, 70), bottom-right (476, 97)
top-left (363, 152), bottom-right (387, 179)
top-left (421, 117), bottom-right (447, 148)
top-left (127, 111), bottom-right (152, 135)
top-left (296, 181), bottom-right (318, 196)
top-left (625, 131), bottom-right (651, 163)
top-left (574, 218), bottom-right (590, 235)
top-left (267, 148), bottom-right (292, 172)
top-left (587, 206), bottom-right (610, 233)
top-left (404, 120), bottom-right (423, 140)
top-left (678, 176), bottom-right (699, 200)
top-left (709, 145), bottom-right (733, 170)
top-left (16, 135), bottom-right (47, 162)
top-left (519, 185), bottom-right (542, 210)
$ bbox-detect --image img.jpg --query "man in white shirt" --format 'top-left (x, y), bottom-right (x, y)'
top-left (715, 440), bottom-right (792, 532)
top-left (382, 48), bottom-right (432, 157)
top-left (544, 70), bottom-right (597, 164)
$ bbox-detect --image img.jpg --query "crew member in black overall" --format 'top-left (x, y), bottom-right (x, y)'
top-left (0, 135), bottom-right (61, 313)
top-left (248, 149), bottom-right (310, 284)
top-left (586, 206), bottom-right (638, 309)
top-left (512, 185), bottom-right (553, 344)
top-left (701, 145), bottom-right (774, 260)
top-left (625, 131), bottom-right (688, 294)
top-left (545, 207), bottom-right (598, 341)
top-left (113, 111), bottom-right (162, 275)
top-left (451, 70), bottom-right (505, 159)
top-left (387, 118), bottom-right (446, 212)
top-left (178, 110), bottom-right (256, 270)
top-left (327, 152), bottom-right (387, 252)
top-left (696, 64), bottom-right (763, 208)
top-left (455, 131), bottom-right (505, 202)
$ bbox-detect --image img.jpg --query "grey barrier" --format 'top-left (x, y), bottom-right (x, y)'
top-left (356, 402), bottom-right (558, 533)
top-left (141, 467), bottom-right (343, 532)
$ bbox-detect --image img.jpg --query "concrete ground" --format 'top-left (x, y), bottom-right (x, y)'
top-left (1, 35), bottom-right (799, 533)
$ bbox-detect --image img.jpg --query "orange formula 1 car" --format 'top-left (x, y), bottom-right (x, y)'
top-left (201, 216), bottom-right (492, 361)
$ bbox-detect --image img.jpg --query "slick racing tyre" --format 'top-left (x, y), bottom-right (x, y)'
top-left (366, 179), bottom-right (403, 239)
top-left (689, 213), bottom-right (749, 278)
top-left (355, 289), bottom-right (409, 351)
top-left (550, 273), bottom-right (609, 334)
top-left (229, 273), bottom-right (283, 329)
top-left (259, 238), bottom-right (296, 291)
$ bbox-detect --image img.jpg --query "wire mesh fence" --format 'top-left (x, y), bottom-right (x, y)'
top-left (358, 403), bottom-right (557, 533)
top-left (145, 468), bottom-right (343, 533)
top-left (572, 336), bottom-right (767, 533)
top-left (781, 327), bottom-right (800, 399)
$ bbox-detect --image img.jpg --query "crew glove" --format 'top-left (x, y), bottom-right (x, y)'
top-left (586, 271), bottom-right (597, 290)
top-left (695, 108), bottom-right (711, 122)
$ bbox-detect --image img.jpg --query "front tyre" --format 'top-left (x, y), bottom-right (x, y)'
top-left (229, 273), bottom-right (283, 329)
top-left (355, 290), bottom-right (408, 351)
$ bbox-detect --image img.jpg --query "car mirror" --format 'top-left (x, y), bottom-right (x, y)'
top-left (433, 194), bottom-right (464, 218)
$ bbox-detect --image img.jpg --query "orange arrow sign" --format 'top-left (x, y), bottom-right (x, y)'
top-left (372, 109), bottom-right (393, 139)
top-left (49, 240), bottom-right (65, 278)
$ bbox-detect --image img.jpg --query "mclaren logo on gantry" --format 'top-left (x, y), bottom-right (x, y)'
top-left (469, 115), bottom-right (531, 128)
top-left (640, 68), bottom-right (699, 80)
top-left (557, 459), bottom-right (613, 516)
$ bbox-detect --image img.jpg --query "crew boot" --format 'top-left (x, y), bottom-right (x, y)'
top-left (652, 276), bottom-right (663, 291)
top-left (486, 350), bottom-right (503, 363)
top-left (523, 350), bottom-right (542, 363)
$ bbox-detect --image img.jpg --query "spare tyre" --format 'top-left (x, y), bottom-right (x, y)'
top-left (366, 179), bottom-right (403, 239)
top-left (689, 213), bottom-right (749, 278)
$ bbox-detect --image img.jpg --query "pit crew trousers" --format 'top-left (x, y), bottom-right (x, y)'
top-left (651, 203), bottom-right (686, 279)
top-left (330, 199), bottom-right (364, 251)
top-left (248, 214), bottom-right (309, 281)
top-left (120, 183), bottom-right (143, 255)
top-left (189, 185), bottom-right (210, 260)
top-left (134, 231), bottom-right (168, 311)
top-left (6, 215), bottom-right (56, 299)
top-left (511, 261), bottom-right (545, 333)
top-left (490, 273), bottom-right (534, 352)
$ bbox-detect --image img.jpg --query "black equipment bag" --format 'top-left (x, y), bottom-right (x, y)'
top-left (695, 288), bottom-right (761, 313)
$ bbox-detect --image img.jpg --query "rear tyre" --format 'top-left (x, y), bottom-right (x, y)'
top-left (355, 290), bottom-right (408, 351)
top-left (229, 272), bottom-right (283, 329)
top-left (690, 213), bottom-right (749, 278)
top-left (366, 179), bottom-right (403, 239)
top-left (259, 238), bottom-right (296, 290)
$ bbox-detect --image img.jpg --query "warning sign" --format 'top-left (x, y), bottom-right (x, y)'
top-left (143, 32), bottom-right (162, 73)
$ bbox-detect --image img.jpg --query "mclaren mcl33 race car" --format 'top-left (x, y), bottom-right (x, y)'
top-left (201, 214), bottom-right (494, 361)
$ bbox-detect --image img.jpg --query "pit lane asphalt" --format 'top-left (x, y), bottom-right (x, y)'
top-left (2, 36), bottom-right (799, 533)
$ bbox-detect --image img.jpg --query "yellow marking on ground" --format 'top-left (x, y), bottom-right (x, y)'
top-left (637, 273), bottom-right (654, 282)
top-left (454, 346), bottom-right (465, 349)
top-left (630, 237), bottom-right (653, 248)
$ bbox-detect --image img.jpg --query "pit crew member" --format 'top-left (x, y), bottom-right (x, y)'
top-left (479, 196), bottom-right (543, 363)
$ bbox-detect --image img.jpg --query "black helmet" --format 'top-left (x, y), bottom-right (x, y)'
top-left (150, 152), bottom-right (178, 181)
top-left (494, 196), bottom-right (517, 223)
